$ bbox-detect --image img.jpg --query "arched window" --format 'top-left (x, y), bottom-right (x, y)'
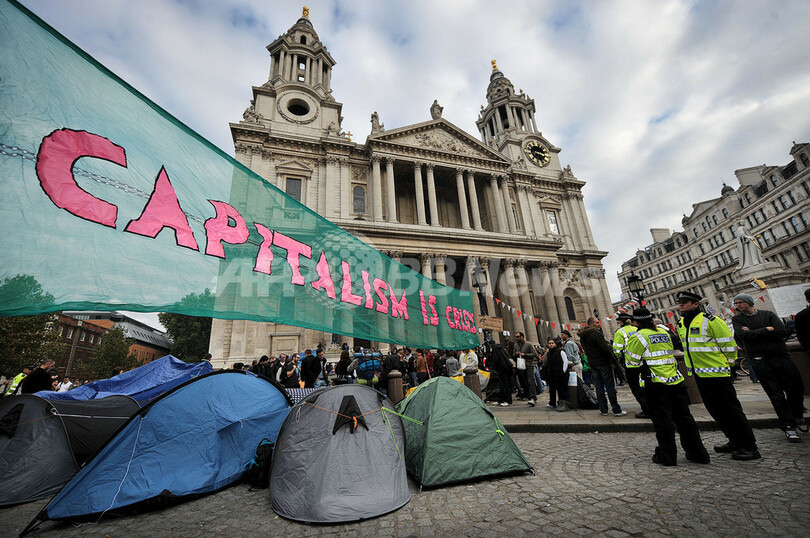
top-left (300, 36), bottom-right (306, 44)
top-left (564, 296), bottom-right (576, 321)
top-left (722, 208), bottom-right (729, 219)
top-left (353, 185), bottom-right (366, 215)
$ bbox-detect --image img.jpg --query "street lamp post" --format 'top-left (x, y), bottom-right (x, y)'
top-left (627, 270), bottom-right (645, 304)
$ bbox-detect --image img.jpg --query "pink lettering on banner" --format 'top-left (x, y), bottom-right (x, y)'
top-left (340, 261), bottom-right (362, 305)
top-left (419, 291), bottom-right (429, 325)
top-left (272, 231), bottom-right (312, 286)
top-left (445, 306), bottom-right (456, 329)
top-left (204, 201), bottom-right (249, 258)
top-left (427, 294), bottom-right (439, 326)
top-left (124, 166), bottom-right (199, 250)
top-left (36, 129), bottom-right (124, 228)
top-left (311, 251), bottom-right (336, 299)
top-left (361, 271), bottom-right (374, 309)
top-left (390, 287), bottom-right (408, 319)
top-left (372, 278), bottom-right (389, 314)
top-left (252, 223), bottom-right (273, 275)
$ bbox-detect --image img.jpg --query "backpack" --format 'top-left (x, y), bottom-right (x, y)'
top-left (356, 352), bottom-right (381, 381)
top-left (244, 439), bottom-right (274, 489)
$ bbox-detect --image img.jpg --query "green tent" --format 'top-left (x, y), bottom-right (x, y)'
top-left (396, 377), bottom-right (532, 487)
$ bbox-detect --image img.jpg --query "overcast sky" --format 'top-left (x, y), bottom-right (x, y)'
top-left (20, 0), bottom-right (810, 329)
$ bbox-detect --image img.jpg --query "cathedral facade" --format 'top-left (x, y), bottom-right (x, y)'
top-left (208, 10), bottom-right (611, 364)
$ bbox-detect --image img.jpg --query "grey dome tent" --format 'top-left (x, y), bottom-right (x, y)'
top-left (0, 394), bottom-right (139, 507)
top-left (270, 384), bottom-right (411, 523)
top-left (395, 376), bottom-right (532, 487)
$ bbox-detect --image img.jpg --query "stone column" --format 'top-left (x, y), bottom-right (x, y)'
top-left (385, 158), bottom-right (397, 223)
top-left (549, 263), bottom-right (569, 324)
top-left (291, 54), bottom-right (298, 80)
top-left (413, 162), bottom-right (427, 226)
top-left (515, 260), bottom-right (538, 342)
top-left (466, 171), bottom-right (483, 230)
top-left (531, 193), bottom-right (550, 236)
top-left (490, 175), bottom-right (508, 232)
top-left (426, 164), bottom-right (440, 227)
top-left (433, 254), bottom-right (447, 285)
top-left (277, 50), bottom-right (286, 80)
top-left (305, 56), bottom-right (312, 84)
top-left (420, 254), bottom-right (432, 279)
top-left (502, 259), bottom-right (526, 335)
top-left (501, 178), bottom-right (517, 234)
top-left (478, 256), bottom-right (497, 321)
top-left (576, 194), bottom-right (597, 248)
top-left (324, 156), bottom-right (337, 217)
top-left (340, 157), bottom-right (351, 219)
top-left (562, 194), bottom-right (580, 249)
top-left (516, 186), bottom-right (535, 236)
top-left (371, 156), bottom-right (383, 222)
top-left (455, 169), bottom-right (471, 229)
top-left (530, 110), bottom-right (538, 132)
top-left (494, 110), bottom-right (504, 132)
top-left (316, 58), bottom-right (323, 85)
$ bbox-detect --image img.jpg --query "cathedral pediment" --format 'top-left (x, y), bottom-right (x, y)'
top-left (275, 159), bottom-right (314, 175)
top-left (369, 119), bottom-right (507, 162)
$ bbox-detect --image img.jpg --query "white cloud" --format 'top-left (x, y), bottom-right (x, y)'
top-left (20, 0), bottom-right (810, 305)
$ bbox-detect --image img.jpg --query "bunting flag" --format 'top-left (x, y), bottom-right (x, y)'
top-left (667, 312), bottom-right (674, 319)
top-left (758, 296), bottom-right (765, 302)
top-left (0, 1), bottom-right (477, 349)
top-left (495, 298), bottom-right (501, 305)
top-left (516, 310), bottom-right (522, 316)
top-left (534, 317), bottom-right (539, 325)
top-left (551, 322), bottom-right (556, 330)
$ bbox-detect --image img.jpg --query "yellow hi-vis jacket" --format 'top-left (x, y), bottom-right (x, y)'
top-left (677, 312), bottom-right (737, 378)
top-left (4, 372), bottom-right (26, 396)
top-left (625, 328), bottom-right (683, 385)
top-left (612, 325), bottom-right (638, 366)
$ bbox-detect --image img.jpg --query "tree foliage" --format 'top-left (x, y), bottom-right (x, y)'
top-left (158, 289), bottom-right (213, 362)
top-left (81, 326), bottom-right (138, 379)
top-left (0, 275), bottom-right (64, 377)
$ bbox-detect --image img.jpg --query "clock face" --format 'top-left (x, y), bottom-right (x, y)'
top-left (523, 141), bottom-right (550, 166)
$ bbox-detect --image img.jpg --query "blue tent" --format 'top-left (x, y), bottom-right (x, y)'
top-left (23, 370), bottom-right (290, 530)
top-left (36, 355), bottom-right (212, 405)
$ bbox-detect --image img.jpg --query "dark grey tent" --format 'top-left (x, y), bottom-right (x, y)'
top-left (0, 394), bottom-right (139, 507)
top-left (270, 385), bottom-right (411, 523)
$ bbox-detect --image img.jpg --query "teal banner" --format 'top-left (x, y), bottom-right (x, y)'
top-left (0, 1), bottom-right (478, 349)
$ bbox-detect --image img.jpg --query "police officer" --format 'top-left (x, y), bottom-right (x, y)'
top-left (626, 307), bottom-right (709, 466)
top-left (676, 291), bottom-right (760, 460)
top-left (3, 365), bottom-right (32, 397)
top-left (613, 312), bottom-right (650, 419)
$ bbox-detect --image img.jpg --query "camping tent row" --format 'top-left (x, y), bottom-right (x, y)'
top-left (13, 376), bottom-right (531, 533)
top-left (0, 356), bottom-right (211, 508)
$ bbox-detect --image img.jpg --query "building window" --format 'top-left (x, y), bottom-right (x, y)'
top-left (693, 227), bottom-right (699, 237)
top-left (712, 215), bottom-right (718, 225)
top-left (67, 328), bottom-right (73, 339)
top-left (722, 208), bottom-right (729, 219)
top-left (780, 252), bottom-right (790, 268)
top-left (753, 212), bottom-right (762, 225)
top-left (772, 201), bottom-right (781, 215)
top-left (783, 222), bottom-right (792, 237)
top-left (285, 177), bottom-right (303, 202)
top-left (564, 296), bottom-right (576, 321)
top-left (745, 192), bottom-right (753, 204)
top-left (699, 243), bottom-right (706, 255)
top-left (779, 195), bottom-right (791, 210)
top-left (802, 154), bottom-right (810, 167)
top-left (794, 246), bottom-right (805, 262)
top-left (762, 231), bottom-right (772, 246)
top-left (702, 222), bottom-right (707, 232)
top-left (770, 174), bottom-right (779, 187)
top-left (790, 216), bottom-right (803, 233)
top-left (546, 210), bottom-right (560, 234)
top-left (352, 185), bottom-right (366, 215)
top-left (89, 334), bottom-right (94, 344)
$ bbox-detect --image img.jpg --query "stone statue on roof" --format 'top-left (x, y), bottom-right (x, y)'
top-left (430, 100), bottom-right (443, 120)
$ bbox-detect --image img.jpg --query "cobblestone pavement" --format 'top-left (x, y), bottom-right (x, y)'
top-left (4, 428), bottom-right (808, 537)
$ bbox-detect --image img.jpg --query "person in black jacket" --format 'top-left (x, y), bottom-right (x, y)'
top-left (578, 318), bottom-right (626, 417)
top-left (19, 359), bottom-right (56, 394)
top-left (300, 349), bottom-right (320, 388)
top-left (732, 293), bottom-right (806, 440)
top-left (489, 344), bottom-right (514, 406)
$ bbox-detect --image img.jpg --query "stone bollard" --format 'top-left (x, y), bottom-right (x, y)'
top-left (463, 366), bottom-right (482, 399)
top-left (674, 351), bottom-right (702, 405)
top-left (387, 369), bottom-right (404, 405)
top-left (566, 370), bottom-right (579, 410)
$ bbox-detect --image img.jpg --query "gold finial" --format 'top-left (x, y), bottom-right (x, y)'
top-left (302, 6), bottom-right (309, 18)
top-left (346, 131), bottom-right (352, 142)
top-left (491, 59), bottom-right (498, 71)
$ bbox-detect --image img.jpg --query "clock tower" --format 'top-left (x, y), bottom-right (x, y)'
top-left (475, 61), bottom-right (560, 174)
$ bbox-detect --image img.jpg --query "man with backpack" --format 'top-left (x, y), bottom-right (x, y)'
top-left (300, 349), bottom-right (320, 388)
top-left (356, 351), bottom-right (382, 389)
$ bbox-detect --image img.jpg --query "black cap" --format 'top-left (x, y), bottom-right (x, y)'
top-left (676, 290), bottom-right (702, 302)
top-left (632, 307), bottom-right (653, 320)
top-left (616, 312), bottom-right (632, 320)
top-left (560, 329), bottom-right (571, 337)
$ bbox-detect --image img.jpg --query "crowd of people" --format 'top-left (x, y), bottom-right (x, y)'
top-left (3, 288), bottom-right (807, 468)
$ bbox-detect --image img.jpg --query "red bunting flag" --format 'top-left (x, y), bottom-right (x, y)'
top-left (641, 300), bottom-right (647, 306)
top-left (516, 310), bottom-right (522, 316)
top-left (551, 322), bottom-right (556, 330)
top-left (566, 324), bottom-right (571, 331)
top-left (495, 298), bottom-right (500, 305)
top-left (758, 296), bottom-right (765, 302)
top-left (534, 317), bottom-right (539, 325)
top-left (667, 312), bottom-right (674, 319)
